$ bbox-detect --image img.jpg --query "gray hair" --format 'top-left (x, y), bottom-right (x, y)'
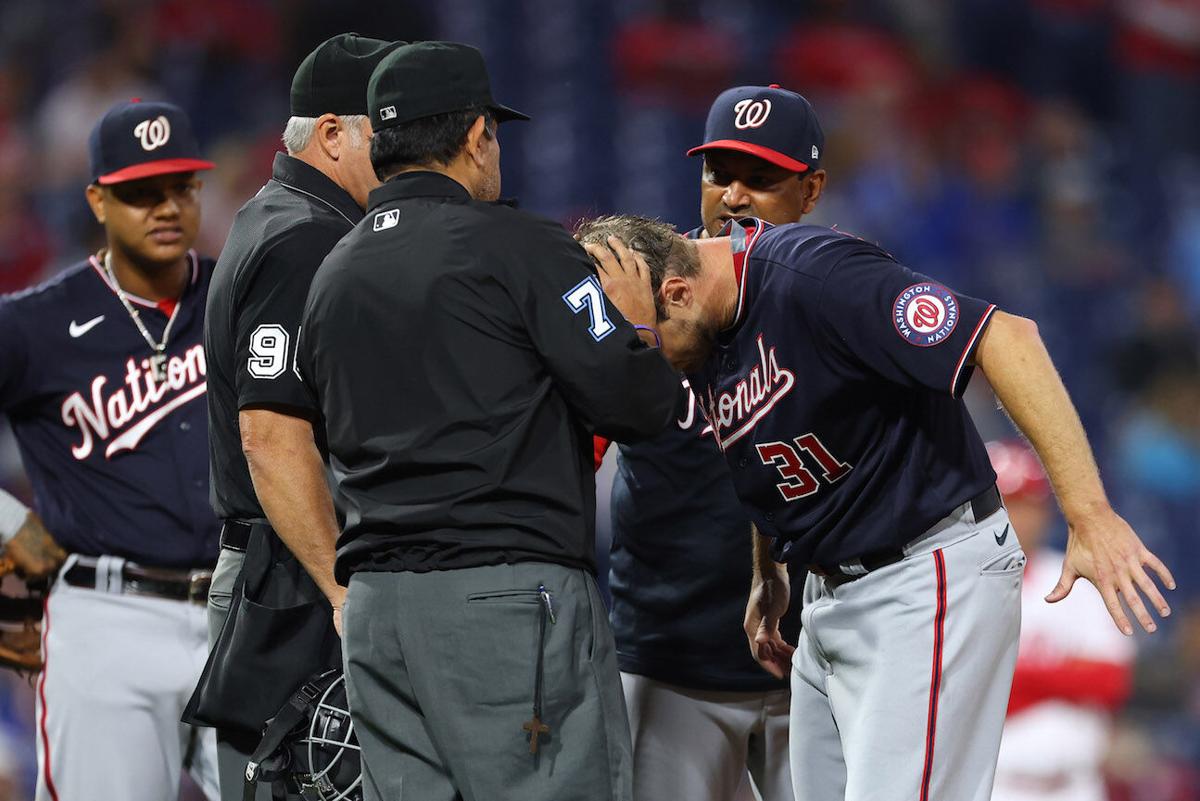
top-left (281, 114), bottom-right (368, 155)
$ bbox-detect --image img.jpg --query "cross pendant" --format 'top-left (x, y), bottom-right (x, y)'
top-left (150, 352), bottom-right (168, 382)
top-left (522, 715), bottom-right (550, 754)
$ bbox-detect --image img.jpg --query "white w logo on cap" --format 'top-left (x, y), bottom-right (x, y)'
top-left (733, 98), bottom-right (772, 129)
top-left (133, 116), bottom-right (171, 151)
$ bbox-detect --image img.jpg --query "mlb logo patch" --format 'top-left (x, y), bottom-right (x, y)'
top-left (373, 209), bottom-right (400, 231)
top-left (379, 105), bottom-right (398, 121)
top-left (893, 283), bottom-right (959, 347)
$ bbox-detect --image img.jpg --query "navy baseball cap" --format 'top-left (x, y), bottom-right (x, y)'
top-left (687, 85), bottom-right (824, 174)
top-left (369, 41), bottom-right (529, 131)
top-left (88, 100), bottom-right (215, 185)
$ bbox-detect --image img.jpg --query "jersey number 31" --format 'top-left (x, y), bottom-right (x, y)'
top-left (756, 434), bottom-right (852, 501)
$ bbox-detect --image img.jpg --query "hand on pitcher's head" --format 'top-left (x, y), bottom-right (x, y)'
top-left (583, 238), bottom-right (657, 329)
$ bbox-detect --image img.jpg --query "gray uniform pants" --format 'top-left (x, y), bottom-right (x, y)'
top-left (343, 562), bottom-right (633, 801)
top-left (207, 546), bottom-right (272, 801)
top-left (621, 673), bottom-right (792, 801)
top-left (790, 501), bottom-right (1023, 801)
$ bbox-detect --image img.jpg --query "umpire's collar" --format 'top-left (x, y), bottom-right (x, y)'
top-left (367, 170), bottom-right (471, 211)
top-left (271, 152), bottom-right (364, 224)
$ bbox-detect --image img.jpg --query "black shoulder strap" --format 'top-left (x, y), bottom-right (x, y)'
top-left (242, 674), bottom-right (332, 801)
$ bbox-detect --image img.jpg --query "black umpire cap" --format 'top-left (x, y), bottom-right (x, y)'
top-left (291, 33), bottom-right (405, 117)
top-left (368, 41), bottom-right (530, 130)
top-left (688, 84), bottom-right (824, 174)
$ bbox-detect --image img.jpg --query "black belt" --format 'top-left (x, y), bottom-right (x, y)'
top-left (62, 557), bottom-right (213, 604)
top-left (813, 484), bottom-right (1003, 588)
top-left (220, 521), bottom-right (253, 552)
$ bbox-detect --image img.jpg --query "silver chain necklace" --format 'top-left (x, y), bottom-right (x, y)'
top-left (102, 250), bottom-right (181, 382)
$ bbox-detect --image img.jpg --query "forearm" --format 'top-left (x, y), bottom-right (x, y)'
top-left (745, 523), bottom-right (795, 676)
top-left (978, 314), bottom-right (1174, 634)
top-left (752, 524), bottom-right (787, 584)
top-left (241, 410), bottom-right (341, 603)
top-left (0, 488), bottom-right (28, 544)
top-left (975, 312), bottom-right (1109, 520)
top-left (0, 492), bottom-right (65, 579)
top-left (586, 354), bottom-right (681, 441)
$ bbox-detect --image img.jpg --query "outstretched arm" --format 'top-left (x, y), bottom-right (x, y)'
top-left (974, 311), bottom-right (1175, 635)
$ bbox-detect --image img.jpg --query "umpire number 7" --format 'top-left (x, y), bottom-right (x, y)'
top-left (756, 434), bottom-right (852, 502)
top-left (562, 276), bottom-right (616, 341)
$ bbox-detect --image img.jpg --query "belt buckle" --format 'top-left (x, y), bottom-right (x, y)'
top-left (188, 570), bottom-right (213, 604)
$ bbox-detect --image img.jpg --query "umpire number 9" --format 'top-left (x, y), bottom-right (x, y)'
top-left (248, 324), bottom-right (289, 379)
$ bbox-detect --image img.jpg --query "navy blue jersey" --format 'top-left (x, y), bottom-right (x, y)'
top-left (609, 379), bottom-right (802, 690)
top-left (609, 223), bottom-right (800, 691)
top-left (687, 220), bottom-right (997, 568)
top-left (0, 254), bottom-right (219, 567)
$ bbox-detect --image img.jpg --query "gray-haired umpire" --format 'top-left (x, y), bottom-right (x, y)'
top-left (295, 41), bottom-right (680, 801)
top-left (201, 33), bottom-right (400, 801)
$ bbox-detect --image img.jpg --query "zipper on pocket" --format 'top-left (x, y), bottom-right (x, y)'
top-left (465, 589), bottom-right (542, 604)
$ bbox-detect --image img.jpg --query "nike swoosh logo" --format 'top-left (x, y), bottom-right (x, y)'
top-left (68, 316), bottom-right (105, 338)
top-left (994, 524), bottom-right (1010, 546)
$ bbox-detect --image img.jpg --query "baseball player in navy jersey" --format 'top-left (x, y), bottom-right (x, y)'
top-left (601, 85), bottom-right (824, 801)
top-left (0, 99), bottom-right (220, 800)
top-left (578, 213), bottom-right (1174, 801)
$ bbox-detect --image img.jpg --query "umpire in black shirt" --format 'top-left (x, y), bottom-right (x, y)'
top-left (202, 34), bottom-right (400, 801)
top-left (296, 42), bottom-right (680, 801)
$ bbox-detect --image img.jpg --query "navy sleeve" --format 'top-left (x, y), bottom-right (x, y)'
top-left (512, 220), bottom-right (681, 441)
top-left (0, 299), bottom-right (35, 411)
top-left (815, 237), bottom-right (997, 397)
top-left (233, 227), bottom-right (343, 416)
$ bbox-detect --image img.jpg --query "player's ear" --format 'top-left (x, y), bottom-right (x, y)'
top-left (85, 183), bottom-right (106, 225)
top-left (660, 275), bottom-right (692, 310)
top-left (800, 169), bottom-right (827, 215)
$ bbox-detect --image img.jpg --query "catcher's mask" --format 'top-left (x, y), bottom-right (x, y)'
top-left (244, 669), bottom-right (361, 801)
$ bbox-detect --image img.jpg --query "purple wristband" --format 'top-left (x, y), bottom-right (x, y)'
top-left (633, 325), bottom-right (661, 348)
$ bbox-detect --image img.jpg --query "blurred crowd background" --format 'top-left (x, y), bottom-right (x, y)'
top-left (0, 0), bottom-right (1196, 798)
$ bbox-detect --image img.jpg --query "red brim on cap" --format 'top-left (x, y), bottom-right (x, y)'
top-left (686, 140), bottom-right (810, 173)
top-left (97, 158), bottom-right (216, 185)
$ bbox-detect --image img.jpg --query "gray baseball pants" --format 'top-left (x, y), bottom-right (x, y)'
top-left (621, 673), bottom-right (792, 801)
top-left (790, 501), bottom-right (1023, 801)
top-left (342, 562), bottom-right (633, 801)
